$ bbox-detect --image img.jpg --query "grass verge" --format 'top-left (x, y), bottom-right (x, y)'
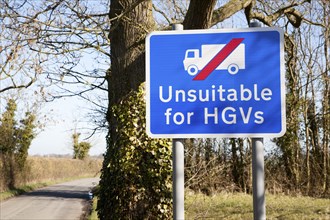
top-left (0, 175), bottom-right (97, 201)
top-left (88, 196), bottom-right (99, 220)
top-left (185, 192), bottom-right (330, 219)
top-left (0, 182), bottom-right (48, 201)
top-left (86, 192), bottom-right (329, 219)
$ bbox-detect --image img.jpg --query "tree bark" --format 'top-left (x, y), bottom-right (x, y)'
top-left (108, 0), bottom-right (154, 104)
top-left (183, 0), bottom-right (217, 29)
top-left (106, 0), bottom-right (155, 139)
top-left (99, 1), bottom-right (156, 219)
top-left (321, 0), bottom-right (330, 194)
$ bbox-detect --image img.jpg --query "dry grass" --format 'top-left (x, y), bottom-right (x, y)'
top-left (0, 156), bottom-right (102, 193)
top-left (88, 196), bottom-right (99, 220)
top-left (24, 156), bottom-right (102, 183)
top-left (87, 192), bottom-right (330, 220)
top-left (185, 192), bottom-right (330, 219)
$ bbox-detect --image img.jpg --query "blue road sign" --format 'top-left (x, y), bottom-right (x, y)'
top-left (146, 28), bottom-right (286, 138)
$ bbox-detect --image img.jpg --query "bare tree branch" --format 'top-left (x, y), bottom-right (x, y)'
top-left (211, 0), bottom-right (254, 27)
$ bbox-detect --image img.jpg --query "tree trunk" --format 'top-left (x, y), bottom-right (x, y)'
top-left (99, 1), bottom-right (156, 219)
top-left (321, 0), bottom-right (330, 194)
top-left (274, 34), bottom-right (301, 190)
top-left (183, 0), bottom-right (217, 29)
top-left (107, 0), bottom-right (154, 109)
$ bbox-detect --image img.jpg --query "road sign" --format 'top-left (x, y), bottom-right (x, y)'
top-left (146, 28), bottom-right (286, 138)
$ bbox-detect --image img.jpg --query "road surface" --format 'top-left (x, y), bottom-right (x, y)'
top-left (0, 177), bottom-right (99, 220)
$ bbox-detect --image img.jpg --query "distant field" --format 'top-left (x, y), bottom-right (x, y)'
top-left (185, 192), bottom-right (330, 219)
top-left (0, 156), bottom-right (102, 194)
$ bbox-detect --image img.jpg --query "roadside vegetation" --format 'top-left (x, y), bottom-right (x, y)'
top-left (185, 192), bottom-right (330, 219)
top-left (0, 99), bottom-right (101, 200)
top-left (0, 156), bottom-right (102, 200)
top-left (88, 192), bottom-right (329, 220)
top-left (0, 99), bottom-right (36, 191)
top-left (88, 196), bottom-right (99, 220)
top-left (0, 182), bottom-right (49, 201)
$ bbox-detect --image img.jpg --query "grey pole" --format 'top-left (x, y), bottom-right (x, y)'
top-left (172, 138), bottom-right (185, 220)
top-left (252, 138), bottom-right (266, 220)
top-left (249, 21), bottom-right (261, 28)
top-left (250, 20), bottom-right (266, 220)
top-left (172, 23), bottom-right (185, 220)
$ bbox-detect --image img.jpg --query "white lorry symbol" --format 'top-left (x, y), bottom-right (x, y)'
top-left (183, 43), bottom-right (245, 76)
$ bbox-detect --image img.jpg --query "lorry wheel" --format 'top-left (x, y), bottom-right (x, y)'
top-left (187, 65), bottom-right (198, 76)
top-left (228, 64), bottom-right (239, 75)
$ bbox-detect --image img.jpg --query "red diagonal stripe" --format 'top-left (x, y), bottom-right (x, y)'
top-left (193, 38), bottom-right (244, 81)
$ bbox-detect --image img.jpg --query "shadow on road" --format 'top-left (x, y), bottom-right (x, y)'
top-left (21, 185), bottom-right (90, 200)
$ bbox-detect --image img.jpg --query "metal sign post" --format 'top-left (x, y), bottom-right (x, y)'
top-left (252, 137), bottom-right (265, 220)
top-left (172, 138), bottom-right (185, 220)
top-left (250, 21), bottom-right (265, 220)
top-left (172, 24), bottom-right (185, 220)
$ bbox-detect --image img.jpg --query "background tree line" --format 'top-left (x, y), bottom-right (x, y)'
top-left (0, 99), bottom-right (36, 189)
top-left (1, 0), bottom-right (329, 219)
top-left (0, 97), bottom-right (92, 191)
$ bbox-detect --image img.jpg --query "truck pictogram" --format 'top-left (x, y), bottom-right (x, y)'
top-left (183, 43), bottom-right (245, 76)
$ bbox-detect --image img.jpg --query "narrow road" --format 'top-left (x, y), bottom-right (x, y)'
top-left (0, 177), bottom-right (99, 220)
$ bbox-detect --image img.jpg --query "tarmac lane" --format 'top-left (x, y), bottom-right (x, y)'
top-left (0, 177), bottom-right (99, 220)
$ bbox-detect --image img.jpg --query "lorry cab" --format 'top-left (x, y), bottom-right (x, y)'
top-left (183, 49), bottom-right (201, 76)
top-left (185, 49), bottom-right (199, 59)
